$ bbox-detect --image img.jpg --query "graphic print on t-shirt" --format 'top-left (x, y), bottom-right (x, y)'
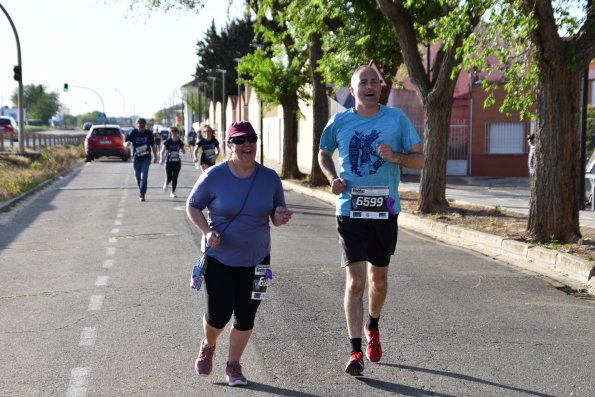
top-left (348, 129), bottom-right (384, 177)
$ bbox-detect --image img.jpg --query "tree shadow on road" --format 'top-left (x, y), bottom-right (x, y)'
top-left (373, 363), bottom-right (556, 397)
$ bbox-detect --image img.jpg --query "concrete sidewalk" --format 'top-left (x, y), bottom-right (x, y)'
top-left (265, 159), bottom-right (595, 295)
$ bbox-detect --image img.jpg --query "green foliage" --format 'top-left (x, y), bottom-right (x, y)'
top-left (77, 111), bottom-right (102, 127)
top-left (317, 0), bottom-right (402, 90)
top-left (194, 17), bottom-right (254, 101)
top-left (456, 0), bottom-right (590, 120)
top-left (11, 84), bottom-right (61, 125)
top-left (237, 0), bottom-right (310, 109)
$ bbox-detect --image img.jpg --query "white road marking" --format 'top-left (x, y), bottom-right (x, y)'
top-left (66, 367), bottom-right (90, 397)
top-left (88, 295), bottom-right (104, 311)
top-left (106, 247), bottom-right (116, 256)
top-left (114, 220), bottom-right (122, 226)
top-left (108, 237), bottom-right (117, 244)
top-left (102, 259), bottom-right (114, 268)
top-left (79, 327), bottom-right (97, 346)
top-left (95, 276), bottom-right (109, 286)
top-left (117, 213), bottom-right (123, 218)
top-left (111, 228), bottom-right (119, 234)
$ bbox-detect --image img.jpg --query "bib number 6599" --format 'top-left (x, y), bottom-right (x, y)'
top-left (355, 196), bottom-right (384, 207)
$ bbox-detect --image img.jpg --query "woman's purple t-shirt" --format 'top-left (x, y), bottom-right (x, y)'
top-left (187, 161), bottom-right (286, 267)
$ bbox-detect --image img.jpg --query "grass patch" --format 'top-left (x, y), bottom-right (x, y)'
top-left (0, 145), bottom-right (84, 202)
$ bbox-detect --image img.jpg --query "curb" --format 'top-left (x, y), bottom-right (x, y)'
top-left (282, 180), bottom-right (595, 294)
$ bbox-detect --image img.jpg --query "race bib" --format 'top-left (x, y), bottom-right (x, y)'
top-left (251, 263), bottom-right (272, 300)
top-left (135, 144), bottom-right (149, 157)
top-left (350, 185), bottom-right (389, 219)
top-left (204, 148), bottom-right (215, 161)
top-left (169, 152), bottom-right (180, 162)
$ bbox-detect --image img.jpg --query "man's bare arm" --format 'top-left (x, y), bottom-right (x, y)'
top-left (318, 149), bottom-right (339, 183)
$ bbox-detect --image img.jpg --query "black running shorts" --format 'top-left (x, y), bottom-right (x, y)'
top-left (336, 215), bottom-right (398, 268)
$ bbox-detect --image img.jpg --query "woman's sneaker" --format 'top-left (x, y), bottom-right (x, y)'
top-left (195, 338), bottom-right (215, 376)
top-left (225, 361), bottom-right (248, 386)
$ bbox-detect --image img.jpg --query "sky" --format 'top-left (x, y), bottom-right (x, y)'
top-left (0, 0), bottom-right (244, 119)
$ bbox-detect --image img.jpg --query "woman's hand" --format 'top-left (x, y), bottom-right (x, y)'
top-left (206, 231), bottom-right (221, 248)
top-left (272, 206), bottom-right (292, 226)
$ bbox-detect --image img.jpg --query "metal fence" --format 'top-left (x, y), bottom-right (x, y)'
top-left (0, 132), bottom-right (85, 152)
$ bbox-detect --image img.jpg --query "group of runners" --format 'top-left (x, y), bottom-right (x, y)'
top-left (127, 65), bottom-right (425, 386)
top-left (125, 122), bottom-right (221, 201)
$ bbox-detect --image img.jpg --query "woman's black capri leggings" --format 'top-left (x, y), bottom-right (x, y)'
top-left (203, 255), bottom-right (269, 331)
top-left (165, 161), bottom-right (181, 191)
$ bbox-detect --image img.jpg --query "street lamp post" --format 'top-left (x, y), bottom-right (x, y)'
top-left (250, 43), bottom-right (266, 164)
top-left (259, 96), bottom-right (264, 165)
top-left (1, 3), bottom-right (25, 153)
top-left (200, 82), bottom-right (207, 125)
top-left (208, 76), bottom-right (217, 129)
top-left (68, 85), bottom-right (106, 123)
top-left (114, 88), bottom-right (126, 125)
top-left (216, 68), bottom-right (227, 149)
top-left (234, 58), bottom-right (242, 120)
top-left (195, 80), bottom-right (201, 123)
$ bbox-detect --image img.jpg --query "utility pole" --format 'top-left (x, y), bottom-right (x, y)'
top-left (114, 88), bottom-right (126, 125)
top-left (216, 68), bottom-right (227, 148)
top-left (64, 84), bottom-right (106, 123)
top-left (208, 76), bottom-right (217, 129)
top-left (1, 3), bottom-right (25, 153)
top-left (234, 58), bottom-right (242, 120)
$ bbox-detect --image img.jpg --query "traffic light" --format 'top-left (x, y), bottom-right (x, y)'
top-left (13, 65), bottom-right (21, 82)
top-left (63, 83), bottom-right (69, 92)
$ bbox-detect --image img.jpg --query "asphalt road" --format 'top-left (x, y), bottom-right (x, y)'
top-left (1, 156), bottom-right (595, 396)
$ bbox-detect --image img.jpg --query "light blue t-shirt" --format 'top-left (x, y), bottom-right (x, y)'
top-left (187, 162), bottom-right (286, 267)
top-left (319, 105), bottom-right (421, 216)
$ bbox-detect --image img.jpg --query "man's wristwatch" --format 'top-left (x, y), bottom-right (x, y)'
top-left (330, 176), bottom-right (340, 186)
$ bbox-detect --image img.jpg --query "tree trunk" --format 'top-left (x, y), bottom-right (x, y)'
top-left (527, 63), bottom-right (582, 242)
top-left (308, 32), bottom-right (329, 186)
top-left (375, 0), bottom-right (480, 214)
top-left (522, 0), bottom-right (595, 243)
top-left (280, 97), bottom-right (304, 180)
top-left (418, 91), bottom-right (454, 212)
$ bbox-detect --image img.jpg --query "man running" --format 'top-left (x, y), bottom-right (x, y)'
top-left (318, 65), bottom-right (424, 376)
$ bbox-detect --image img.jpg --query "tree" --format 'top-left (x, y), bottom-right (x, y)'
top-left (375, 0), bottom-right (488, 214)
top-left (317, 0), bottom-right (403, 104)
top-left (238, 0), bottom-right (310, 179)
top-left (513, 1), bottom-right (593, 242)
top-left (275, 0), bottom-right (402, 185)
top-left (313, 0), bottom-right (403, 185)
top-left (458, 1), bottom-right (594, 243)
top-left (11, 84), bottom-right (61, 125)
top-left (194, 17), bottom-right (254, 102)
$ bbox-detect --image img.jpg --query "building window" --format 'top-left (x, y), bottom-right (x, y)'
top-left (486, 122), bottom-right (525, 154)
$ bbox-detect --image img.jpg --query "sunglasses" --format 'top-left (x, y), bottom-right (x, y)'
top-left (229, 135), bottom-right (258, 145)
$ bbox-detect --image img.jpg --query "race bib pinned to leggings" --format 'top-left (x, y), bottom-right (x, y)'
top-left (251, 264), bottom-right (272, 300)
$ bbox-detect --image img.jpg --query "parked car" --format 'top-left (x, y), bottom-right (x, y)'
top-left (121, 127), bottom-right (134, 137)
top-left (83, 122), bottom-right (93, 131)
top-left (0, 115), bottom-right (18, 141)
top-left (84, 124), bottom-right (129, 162)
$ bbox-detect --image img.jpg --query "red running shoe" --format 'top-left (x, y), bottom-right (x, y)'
top-left (365, 322), bottom-right (382, 362)
top-left (344, 351), bottom-right (364, 376)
